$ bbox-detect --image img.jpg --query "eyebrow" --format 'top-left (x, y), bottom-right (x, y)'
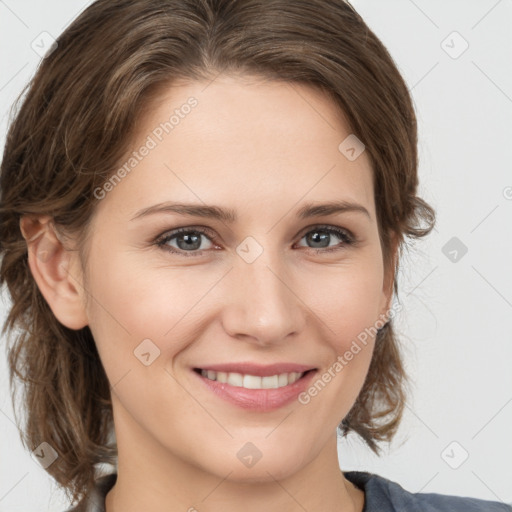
top-left (130, 199), bottom-right (371, 222)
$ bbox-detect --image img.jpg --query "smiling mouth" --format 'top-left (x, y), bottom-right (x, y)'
top-left (193, 368), bottom-right (316, 390)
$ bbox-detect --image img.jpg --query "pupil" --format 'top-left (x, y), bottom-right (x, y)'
top-left (308, 231), bottom-right (329, 248)
top-left (178, 233), bottom-right (201, 251)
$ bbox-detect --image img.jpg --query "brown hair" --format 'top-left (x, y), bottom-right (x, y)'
top-left (0, 0), bottom-right (435, 506)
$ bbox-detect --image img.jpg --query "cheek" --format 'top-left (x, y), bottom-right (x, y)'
top-left (300, 253), bottom-right (385, 349)
top-left (85, 247), bottom-right (200, 344)
top-left (83, 251), bottom-right (189, 425)
top-left (296, 266), bottom-right (382, 424)
top-left (83, 248), bottom-right (232, 402)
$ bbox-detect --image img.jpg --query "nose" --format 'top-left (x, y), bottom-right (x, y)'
top-left (221, 252), bottom-right (307, 347)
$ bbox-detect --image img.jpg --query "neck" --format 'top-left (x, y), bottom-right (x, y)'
top-left (105, 404), bottom-right (364, 512)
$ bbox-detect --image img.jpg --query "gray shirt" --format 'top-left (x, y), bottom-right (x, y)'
top-left (64, 471), bottom-right (512, 511)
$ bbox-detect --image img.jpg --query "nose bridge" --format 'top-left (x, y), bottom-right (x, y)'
top-left (223, 243), bottom-right (304, 343)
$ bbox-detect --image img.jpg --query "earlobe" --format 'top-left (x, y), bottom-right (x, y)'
top-left (20, 215), bottom-right (89, 330)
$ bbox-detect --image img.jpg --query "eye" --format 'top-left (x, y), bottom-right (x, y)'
top-left (155, 227), bottom-right (216, 257)
top-left (154, 224), bottom-right (355, 257)
top-left (295, 225), bottom-right (354, 253)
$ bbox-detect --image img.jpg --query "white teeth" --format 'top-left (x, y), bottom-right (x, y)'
top-left (262, 375), bottom-right (279, 389)
top-left (278, 373), bottom-right (288, 387)
top-left (199, 370), bottom-right (305, 389)
top-left (216, 371), bottom-right (228, 383)
top-left (227, 372), bottom-right (243, 387)
top-left (243, 374), bottom-right (261, 389)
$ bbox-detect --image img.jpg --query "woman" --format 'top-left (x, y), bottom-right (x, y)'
top-left (0, 1), bottom-right (509, 511)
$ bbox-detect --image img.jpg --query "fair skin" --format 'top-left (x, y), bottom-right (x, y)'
top-left (21, 74), bottom-right (397, 512)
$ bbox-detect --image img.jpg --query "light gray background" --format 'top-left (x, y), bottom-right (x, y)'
top-left (0, 0), bottom-right (511, 510)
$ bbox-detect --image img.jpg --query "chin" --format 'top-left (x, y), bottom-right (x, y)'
top-left (197, 443), bottom-right (309, 484)
top-left (223, 462), bottom-right (301, 484)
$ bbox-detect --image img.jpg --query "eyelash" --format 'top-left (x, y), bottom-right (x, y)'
top-left (154, 224), bottom-right (356, 258)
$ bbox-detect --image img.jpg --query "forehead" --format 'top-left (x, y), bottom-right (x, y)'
top-left (95, 75), bottom-right (375, 222)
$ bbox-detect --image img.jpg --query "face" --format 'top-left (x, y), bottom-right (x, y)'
top-left (60, 74), bottom-right (394, 482)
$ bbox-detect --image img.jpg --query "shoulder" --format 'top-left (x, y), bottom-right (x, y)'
top-left (344, 470), bottom-right (512, 512)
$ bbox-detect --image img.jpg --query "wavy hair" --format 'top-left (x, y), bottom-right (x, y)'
top-left (0, 0), bottom-right (435, 505)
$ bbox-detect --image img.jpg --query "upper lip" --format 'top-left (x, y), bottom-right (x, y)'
top-left (194, 362), bottom-right (316, 377)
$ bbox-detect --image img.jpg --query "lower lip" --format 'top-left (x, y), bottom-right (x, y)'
top-left (193, 370), bottom-right (317, 411)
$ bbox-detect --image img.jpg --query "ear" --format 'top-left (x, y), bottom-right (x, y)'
top-left (20, 215), bottom-right (88, 330)
top-left (379, 231), bottom-right (399, 320)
